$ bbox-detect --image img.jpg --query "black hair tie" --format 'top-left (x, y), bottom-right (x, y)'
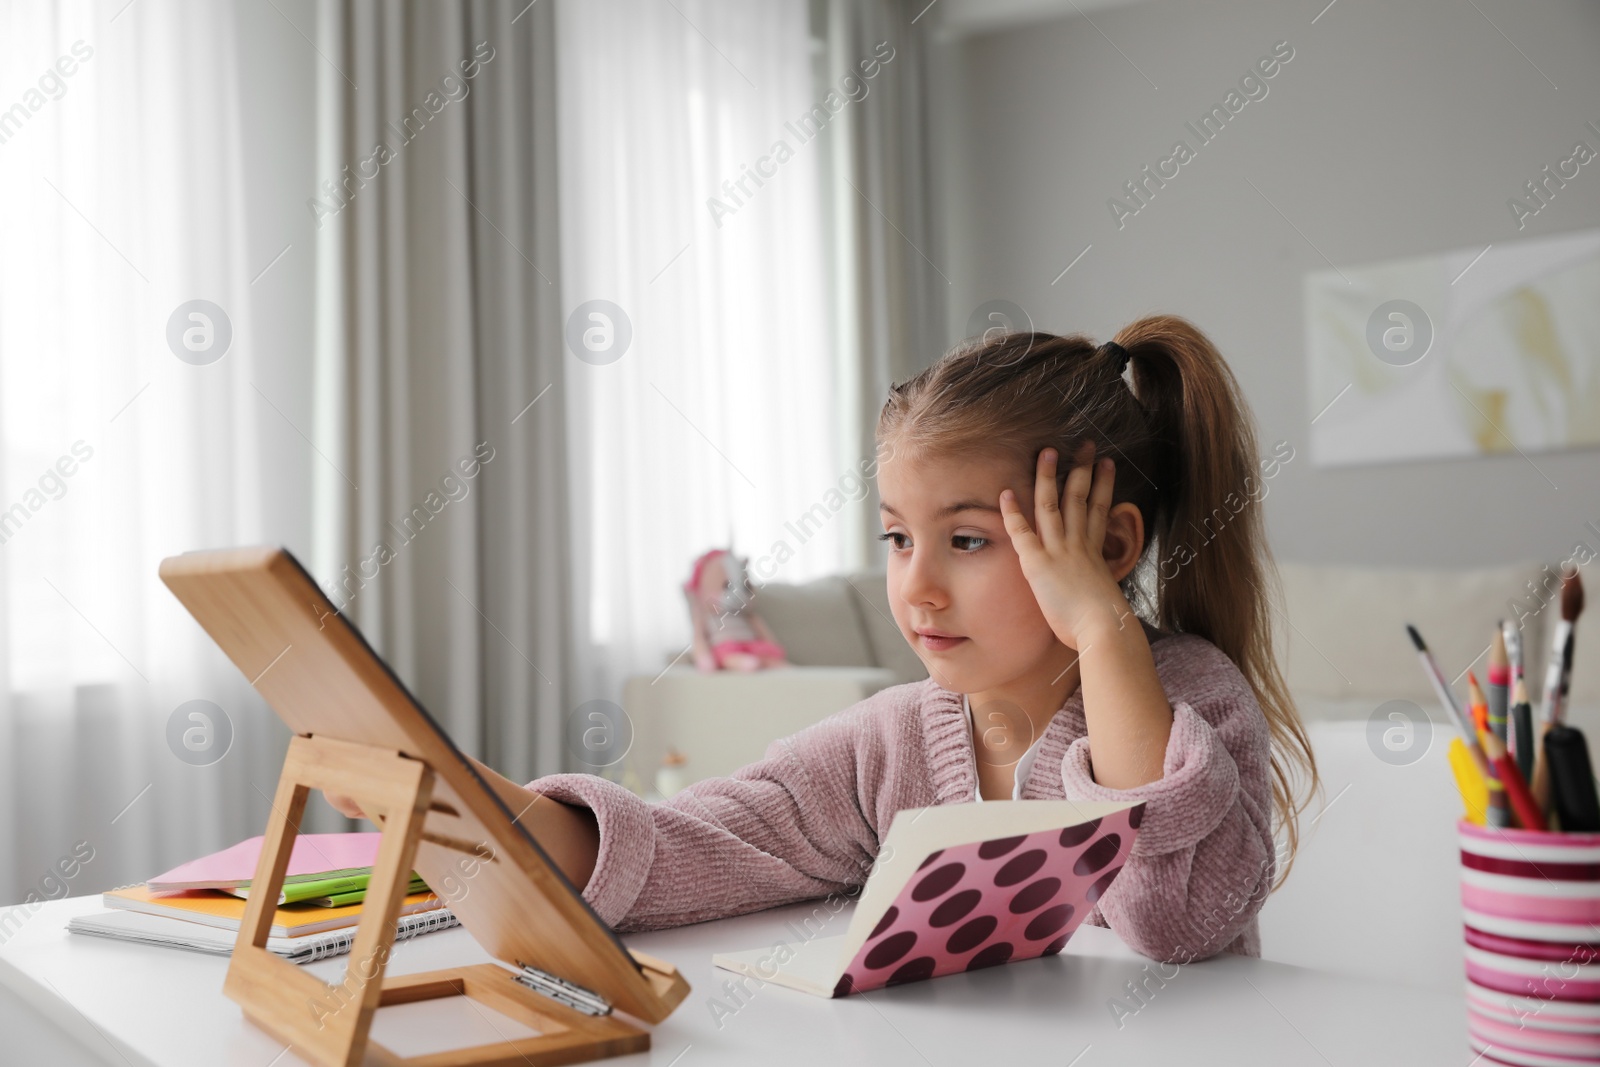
top-left (1098, 340), bottom-right (1131, 374)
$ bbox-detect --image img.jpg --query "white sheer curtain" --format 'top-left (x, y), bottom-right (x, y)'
top-left (0, 1), bottom-right (299, 906)
top-left (556, 0), bottom-right (846, 702)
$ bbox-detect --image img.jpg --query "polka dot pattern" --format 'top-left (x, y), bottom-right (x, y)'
top-left (1074, 834), bottom-right (1122, 877)
top-left (912, 861), bottom-right (966, 901)
top-left (994, 849), bottom-right (1049, 887)
top-left (929, 889), bottom-right (981, 928)
top-left (834, 802), bottom-right (1145, 996)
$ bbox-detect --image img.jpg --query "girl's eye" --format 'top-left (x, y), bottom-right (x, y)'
top-left (876, 532), bottom-right (988, 553)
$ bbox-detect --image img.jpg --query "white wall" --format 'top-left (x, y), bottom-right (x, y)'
top-left (929, 0), bottom-right (1600, 568)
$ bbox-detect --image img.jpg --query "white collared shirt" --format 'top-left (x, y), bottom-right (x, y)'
top-left (963, 693), bottom-right (1048, 802)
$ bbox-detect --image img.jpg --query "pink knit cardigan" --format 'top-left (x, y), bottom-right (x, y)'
top-left (521, 628), bottom-right (1277, 963)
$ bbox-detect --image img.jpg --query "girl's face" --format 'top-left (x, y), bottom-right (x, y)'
top-left (877, 450), bottom-right (1070, 697)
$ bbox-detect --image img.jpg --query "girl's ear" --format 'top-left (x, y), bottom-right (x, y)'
top-left (1101, 502), bottom-right (1145, 582)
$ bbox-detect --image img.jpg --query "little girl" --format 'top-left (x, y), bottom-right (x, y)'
top-left (330, 314), bottom-right (1320, 965)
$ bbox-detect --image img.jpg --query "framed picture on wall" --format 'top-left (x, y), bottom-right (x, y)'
top-left (1306, 225), bottom-right (1600, 469)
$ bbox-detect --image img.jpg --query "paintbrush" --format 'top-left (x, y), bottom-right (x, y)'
top-left (1407, 624), bottom-right (1546, 831)
top-left (1533, 571), bottom-right (1585, 819)
top-left (1542, 571), bottom-right (1584, 727)
top-left (1503, 618), bottom-right (1524, 709)
top-left (1487, 624), bottom-right (1509, 743)
top-left (1552, 571), bottom-right (1585, 727)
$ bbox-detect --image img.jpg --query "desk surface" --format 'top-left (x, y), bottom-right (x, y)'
top-left (0, 895), bottom-right (1471, 1066)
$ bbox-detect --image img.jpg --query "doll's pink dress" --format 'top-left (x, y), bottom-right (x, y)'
top-left (686, 548), bottom-right (786, 668)
top-left (705, 606), bottom-right (784, 667)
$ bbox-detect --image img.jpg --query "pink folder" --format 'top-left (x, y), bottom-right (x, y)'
top-left (147, 833), bottom-right (384, 892)
top-left (834, 808), bottom-right (1140, 994)
top-left (712, 799), bottom-right (1144, 997)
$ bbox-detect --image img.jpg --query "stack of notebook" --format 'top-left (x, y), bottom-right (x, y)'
top-left (68, 833), bottom-right (458, 965)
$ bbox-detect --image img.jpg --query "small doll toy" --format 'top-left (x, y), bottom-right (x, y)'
top-left (684, 547), bottom-right (789, 672)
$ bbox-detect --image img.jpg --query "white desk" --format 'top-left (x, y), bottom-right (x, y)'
top-left (0, 895), bottom-right (1471, 1066)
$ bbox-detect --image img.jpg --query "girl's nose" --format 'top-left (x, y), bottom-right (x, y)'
top-left (898, 546), bottom-right (947, 609)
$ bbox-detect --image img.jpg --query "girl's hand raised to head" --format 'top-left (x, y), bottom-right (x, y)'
top-left (998, 442), bottom-right (1137, 651)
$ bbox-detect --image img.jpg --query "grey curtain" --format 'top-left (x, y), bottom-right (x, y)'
top-left (820, 0), bottom-right (948, 568)
top-left (313, 0), bottom-right (573, 789)
top-left (309, 0), bottom-right (941, 792)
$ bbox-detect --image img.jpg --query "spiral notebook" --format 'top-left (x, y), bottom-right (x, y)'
top-left (68, 905), bottom-right (460, 965)
top-left (712, 798), bottom-right (1144, 997)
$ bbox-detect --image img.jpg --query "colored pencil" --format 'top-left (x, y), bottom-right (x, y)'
top-left (1481, 726), bottom-right (1548, 832)
top-left (1511, 677), bottom-right (1535, 784)
top-left (1468, 671), bottom-right (1489, 734)
top-left (1487, 625), bottom-right (1509, 743)
top-left (1469, 729), bottom-right (1511, 828)
top-left (1485, 780), bottom-right (1512, 828)
top-left (1449, 736), bottom-right (1489, 825)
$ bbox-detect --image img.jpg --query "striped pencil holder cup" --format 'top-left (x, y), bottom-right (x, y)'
top-left (1460, 819), bottom-right (1600, 1065)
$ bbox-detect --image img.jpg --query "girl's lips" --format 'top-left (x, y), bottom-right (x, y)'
top-left (918, 633), bottom-right (968, 651)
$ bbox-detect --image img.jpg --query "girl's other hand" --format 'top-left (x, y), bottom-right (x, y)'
top-left (998, 443), bottom-right (1135, 650)
top-left (324, 791), bottom-right (367, 821)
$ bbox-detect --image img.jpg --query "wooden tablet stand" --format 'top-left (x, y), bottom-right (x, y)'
top-left (227, 734), bottom-right (649, 1067)
top-left (159, 547), bottom-right (691, 1067)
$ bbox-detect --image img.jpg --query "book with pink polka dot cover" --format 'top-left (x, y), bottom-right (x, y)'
top-left (711, 799), bottom-right (1144, 997)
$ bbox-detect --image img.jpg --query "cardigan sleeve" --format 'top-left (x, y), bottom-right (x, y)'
top-left (1057, 638), bottom-right (1277, 964)
top-left (519, 706), bottom-right (885, 933)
